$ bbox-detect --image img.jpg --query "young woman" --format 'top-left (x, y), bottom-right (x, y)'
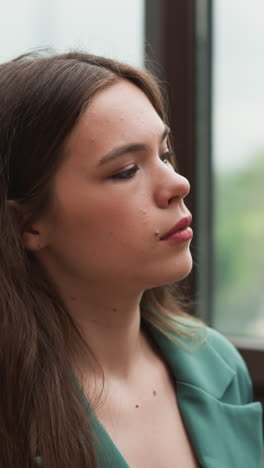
top-left (0, 51), bottom-right (262, 468)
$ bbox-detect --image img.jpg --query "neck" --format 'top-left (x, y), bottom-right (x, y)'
top-left (58, 280), bottom-right (148, 380)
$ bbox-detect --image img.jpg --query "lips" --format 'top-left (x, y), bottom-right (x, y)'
top-left (160, 215), bottom-right (192, 240)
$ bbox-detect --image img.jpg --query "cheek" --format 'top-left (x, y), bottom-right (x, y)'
top-left (82, 196), bottom-right (148, 232)
top-left (52, 183), bottom-right (155, 255)
top-left (50, 202), bottom-right (149, 277)
top-left (54, 201), bottom-right (128, 247)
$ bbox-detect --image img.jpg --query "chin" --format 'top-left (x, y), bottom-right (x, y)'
top-left (179, 252), bottom-right (193, 278)
top-left (167, 258), bottom-right (193, 284)
top-left (146, 252), bottom-right (193, 289)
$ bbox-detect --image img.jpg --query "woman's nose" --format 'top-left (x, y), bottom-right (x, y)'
top-left (154, 171), bottom-right (190, 209)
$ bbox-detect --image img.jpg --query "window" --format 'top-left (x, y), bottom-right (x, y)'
top-left (212, 0), bottom-right (264, 341)
top-left (145, 0), bottom-right (264, 398)
top-left (0, 0), bottom-right (144, 66)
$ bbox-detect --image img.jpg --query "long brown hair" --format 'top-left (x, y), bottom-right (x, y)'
top-left (0, 51), bottom-right (194, 467)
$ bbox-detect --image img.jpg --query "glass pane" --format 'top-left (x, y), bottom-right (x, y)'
top-left (212, 0), bottom-right (264, 338)
top-left (0, 0), bottom-right (144, 66)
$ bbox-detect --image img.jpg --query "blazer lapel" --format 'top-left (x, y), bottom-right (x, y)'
top-left (146, 322), bottom-right (263, 468)
top-left (177, 383), bottom-right (262, 468)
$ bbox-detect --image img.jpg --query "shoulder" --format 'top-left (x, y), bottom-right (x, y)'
top-left (173, 316), bottom-right (247, 369)
top-left (203, 326), bottom-right (253, 401)
top-left (174, 319), bottom-right (254, 403)
top-left (148, 318), bottom-right (254, 403)
top-left (203, 325), bottom-right (247, 370)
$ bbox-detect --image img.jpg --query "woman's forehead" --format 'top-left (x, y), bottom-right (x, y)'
top-left (64, 79), bottom-right (165, 158)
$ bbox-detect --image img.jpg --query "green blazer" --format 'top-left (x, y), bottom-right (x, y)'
top-left (35, 321), bottom-right (263, 467)
top-left (83, 321), bottom-right (264, 468)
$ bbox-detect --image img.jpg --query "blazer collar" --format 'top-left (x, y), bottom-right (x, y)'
top-left (144, 320), bottom-right (235, 398)
top-left (145, 321), bottom-right (263, 468)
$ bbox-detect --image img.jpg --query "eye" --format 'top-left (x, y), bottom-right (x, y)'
top-left (110, 165), bottom-right (139, 180)
top-left (160, 151), bottom-right (176, 166)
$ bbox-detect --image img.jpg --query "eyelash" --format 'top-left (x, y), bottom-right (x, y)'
top-left (110, 151), bottom-right (176, 180)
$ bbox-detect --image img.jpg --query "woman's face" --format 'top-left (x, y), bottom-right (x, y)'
top-left (33, 79), bottom-right (192, 291)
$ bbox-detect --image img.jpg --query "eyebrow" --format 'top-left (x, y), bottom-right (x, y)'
top-left (97, 124), bottom-right (171, 167)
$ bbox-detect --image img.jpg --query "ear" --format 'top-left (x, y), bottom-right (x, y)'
top-left (22, 227), bottom-right (45, 252)
top-left (6, 200), bottom-right (47, 252)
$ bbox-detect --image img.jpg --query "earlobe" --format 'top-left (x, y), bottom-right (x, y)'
top-left (6, 200), bottom-right (46, 252)
top-left (22, 219), bottom-right (48, 252)
top-left (22, 230), bottom-right (43, 252)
